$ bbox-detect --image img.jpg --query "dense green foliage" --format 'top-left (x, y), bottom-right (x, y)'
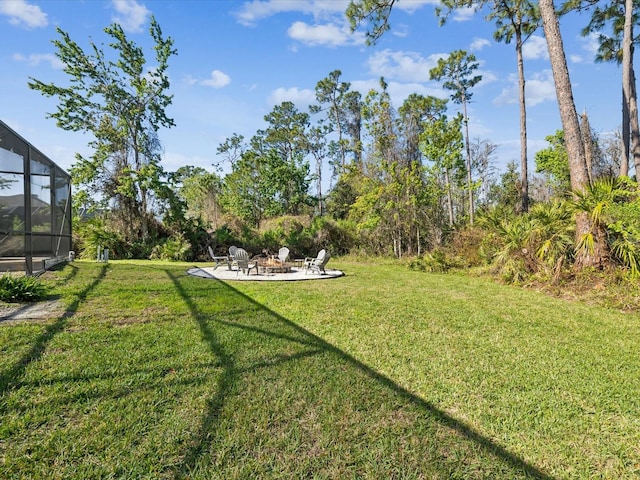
top-left (29, 13), bottom-right (639, 286)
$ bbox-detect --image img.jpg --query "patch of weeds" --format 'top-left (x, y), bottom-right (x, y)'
top-left (407, 248), bottom-right (467, 273)
top-left (0, 274), bottom-right (49, 302)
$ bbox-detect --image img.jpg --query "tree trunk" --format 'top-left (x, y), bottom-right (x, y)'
top-left (621, 0), bottom-right (633, 177)
top-left (624, 0), bottom-right (640, 181)
top-left (580, 110), bottom-right (594, 184)
top-left (631, 68), bottom-right (640, 180)
top-left (444, 167), bottom-right (454, 226)
top-left (539, 0), bottom-right (607, 269)
top-left (462, 99), bottom-right (474, 224)
top-left (621, 83), bottom-right (630, 176)
top-left (516, 30), bottom-right (529, 213)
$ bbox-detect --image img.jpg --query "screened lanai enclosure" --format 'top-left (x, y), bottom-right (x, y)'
top-left (0, 120), bottom-right (72, 275)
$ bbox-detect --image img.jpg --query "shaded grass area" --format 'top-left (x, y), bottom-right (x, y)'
top-left (0, 260), bottom-right (638, 478)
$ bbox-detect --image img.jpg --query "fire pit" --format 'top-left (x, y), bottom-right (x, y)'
top-left (256, 257), bottom-right (293, 274)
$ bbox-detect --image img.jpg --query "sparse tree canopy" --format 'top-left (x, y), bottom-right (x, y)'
top-left (28, 17), bottom-right (176, 241)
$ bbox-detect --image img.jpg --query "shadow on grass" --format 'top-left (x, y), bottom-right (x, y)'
top-left (169, 272), bottom-right (553, 479)
top-left (0, 263), bottom-right (109, 397)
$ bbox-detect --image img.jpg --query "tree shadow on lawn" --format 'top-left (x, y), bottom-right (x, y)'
top-left (0, 263), bottom-right (108, 397)
top-left (169, 272), bottom-right (553, 479)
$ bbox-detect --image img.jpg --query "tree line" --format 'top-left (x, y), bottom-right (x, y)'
top-left (28, 1), bottom-right (640, 281)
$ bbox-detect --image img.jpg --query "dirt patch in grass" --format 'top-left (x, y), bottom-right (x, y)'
top-left (0, 299), bottom-right (66, 324)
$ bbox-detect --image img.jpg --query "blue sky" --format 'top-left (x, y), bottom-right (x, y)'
top-left (0, 0), bottom-right (629, 189)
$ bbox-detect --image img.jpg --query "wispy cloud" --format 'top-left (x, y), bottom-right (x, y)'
top-left (13, 53), bottom-right (64, 69)
top-left (0, 0), bottom-right (47, 29)
top-left (111, 0), bottom-right (150, 33)
top-left (394, 0), bottom-right (439, 13)
top-left (577, 32), bottom-right (599, 63)
top-left (234, 0), bottom-right (349, 27)
top-left (494, 70), bottom-right (556, 107)
top-left (470, 37), bottom-right (490, 52)
top-left (367, 49), bottom-right (441, 83)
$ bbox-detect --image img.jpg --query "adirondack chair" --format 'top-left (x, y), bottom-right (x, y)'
top-left (276, 247), bottom-right (290, 264)
top-left (228, 245), bottom-right (239, 270)
top-left (304, 249), bottom-right (330, 275)
top-left (207, 246), bottom-right (228, 270)
top-left (234, 248), bottom-right (258, 276)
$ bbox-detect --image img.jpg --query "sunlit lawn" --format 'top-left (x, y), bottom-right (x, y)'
top-left (0, 259), bottom-right (639, 479)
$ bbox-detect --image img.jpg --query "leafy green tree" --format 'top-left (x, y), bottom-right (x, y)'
top-left (420, 113), bottom-right (465, 226)
top-left (28, 17), bottom-right (176, 242)
top-left (216, 133), bottom-right (246, 172)
top-left (257, 101), bottom-right (310, 163)
top-left (535, 130), bottom-right (571, 195)
top-left (430, 50), bottom-right (482, 224)
top-left (488, 160), bottom-right (522, 211)
top-left (397, 93), bottom-right (448, 167)
top-left (169, 166), bottom-right (222, 227)
top-left (325, 166), bottom-right (364, 220)
top-left (346, 0), bottom-right (397, 45)
top-left (220, 149), bottom-right (310, 227)
top-left (361, 77), bottom-right (398, 169)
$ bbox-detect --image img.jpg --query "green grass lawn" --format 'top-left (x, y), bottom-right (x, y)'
top-left (1, 259), bottom-right (639, 479)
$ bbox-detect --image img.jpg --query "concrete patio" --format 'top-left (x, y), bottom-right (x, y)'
top-left (187, 265), bottom-right (344, 282)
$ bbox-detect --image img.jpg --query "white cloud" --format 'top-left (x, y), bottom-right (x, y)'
top-left (268, 87), bottom-right (315, 107)
top-left (570, 54), bottom-right (584, 64)
top-left (201, 70), bottom-right (232, 88)
top-left (288, 21), bottom-right (364, 47)
top-left (470, 37), bottom-right (490, 52)
top-left (111, 0), bottom-right (150, 33)
top-left (522, 35), bottom-right (548, 60)
top-left (452, 6), bottom-right (476, 22)
top-left (494, 70), bottom-right (556, 107)
top-left (13, 53), bottom-right (64, 69)
top-left (526, 70), bottom-right (556, 106)
top-left (0, 0), bottom-right (47, 29)
top-left (234, 0), bottom-right (349, 27)
top-left (366, 49), bottom-right (441, 83)
top-left (185, 70), bottom-right (232, 89)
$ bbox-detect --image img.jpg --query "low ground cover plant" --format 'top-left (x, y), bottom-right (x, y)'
top-left (0, 274), bottom-right (48, 302)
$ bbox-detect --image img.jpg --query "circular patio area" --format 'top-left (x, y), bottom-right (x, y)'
top-left (187, 266), bottom-right (344, 282)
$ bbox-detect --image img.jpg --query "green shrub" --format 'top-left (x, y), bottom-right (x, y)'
top-left (149, 233), bottom-right (192, 261)
top-left (407, 248), bottom-right (466, 273)
top-left (0, 274), bottom-right (49, 302)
